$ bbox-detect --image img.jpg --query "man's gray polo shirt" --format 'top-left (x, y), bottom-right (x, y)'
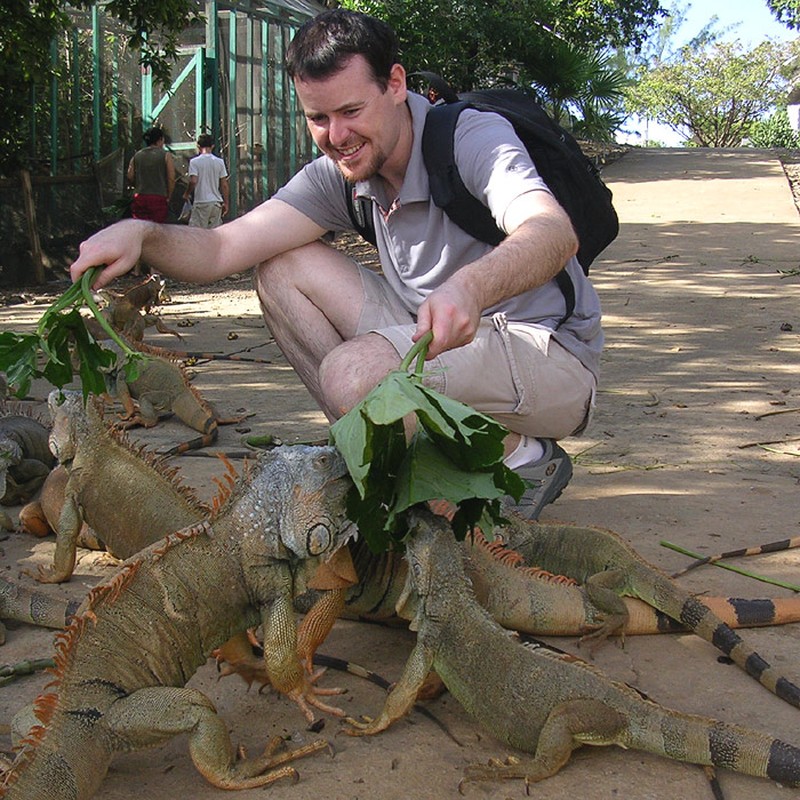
top-left (274, 91), bottom-right (603, 378)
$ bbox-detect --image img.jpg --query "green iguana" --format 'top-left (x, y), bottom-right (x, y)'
top-left (345, 508), bottom-right (800, 791)
top-left (10, 399), bottom-right (800, 702)
top-left (0, 444), bottom-right (354, 800)
top-left (226, 511), bottom-right (800, 712)
top-left (93, 274), bottom-right (183, 342)
top-left (0, 412), bottom-right (54, 506)
top-left (97, 339), bottom-right (250, 454)
top-left (26, 390), bottom-right (211, 584)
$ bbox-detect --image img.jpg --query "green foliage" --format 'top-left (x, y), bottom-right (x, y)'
top-left (0, 0), bottom-right (201, 173)
top-left (329, 333), bottom-right (524, 552)
top-left (748, 108), bottom-right (800, 148)
top-left (625, 38), bottom-right (800, 147)
top-left (0, 269), bottom-right (144, 400)
top-left (767, 0), bottom-right (800, 29)
top-left (341, 0), bottom-right (641, 140)
top-left (341, 0), bottom-right (662, 89)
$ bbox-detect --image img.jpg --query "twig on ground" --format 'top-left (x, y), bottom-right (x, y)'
top-left (661, 541), bottom-right (800, 591)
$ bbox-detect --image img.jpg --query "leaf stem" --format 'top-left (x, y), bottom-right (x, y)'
top-left (399, 331), bottom-right (433, 374)
top-left (79, 269), bottom-right (139, 358)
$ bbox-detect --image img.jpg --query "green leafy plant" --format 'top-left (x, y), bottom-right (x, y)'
top-left (329, 332), bottom-right (524, 552)
top-left (0, 267), bottom-right (144, 399)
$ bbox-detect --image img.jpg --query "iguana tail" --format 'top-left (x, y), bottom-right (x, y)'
top-left (499, 519), bottom-right (800, 708)
top-left (0, 576), bottom-right (80, 630)
top-left (628, 704), bottom-right (800, 786)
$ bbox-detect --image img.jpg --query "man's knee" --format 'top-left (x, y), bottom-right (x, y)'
top-left (254, 246), bottom-right (305, 294)
top-left (319, 334), bottom-right (401, 418)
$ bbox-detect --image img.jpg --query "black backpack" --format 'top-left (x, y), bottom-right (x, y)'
top-left (345, 78), bottom-right (619, 323)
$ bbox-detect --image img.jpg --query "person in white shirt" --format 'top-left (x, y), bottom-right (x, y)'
top-left (184, 134), bottom-right (229, 228)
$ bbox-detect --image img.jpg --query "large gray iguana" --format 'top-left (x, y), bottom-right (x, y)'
top-left (0, 444), bottom-right (354, 800)
top-left (345, 508), bottom-right (800, 791)
top-left (26, 390), bottom-right (211, 583)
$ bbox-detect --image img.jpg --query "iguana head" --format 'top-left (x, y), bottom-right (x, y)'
top-left (402, 508), bottom-right (469, 626)
top-left (237, 445), bottom-right (356, 564)
top-left (47, 389), bottom-right (88, 465)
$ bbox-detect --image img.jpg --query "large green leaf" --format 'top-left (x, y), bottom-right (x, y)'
top-left (329, 333), bottom-right (524, 552)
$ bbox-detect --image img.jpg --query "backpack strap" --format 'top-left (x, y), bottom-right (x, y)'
top-left (344, 179), bottom-right (377, 246)
top-left (421, 101), bottom-right (575, 328)
top-left (422, 101), bottom-right (505, 246)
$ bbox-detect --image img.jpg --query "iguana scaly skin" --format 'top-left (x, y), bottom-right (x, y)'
top-left (28, 390), bottom-right (211, 584)
top-left (0, 412), bottom-right (54, 505)
top-left (496, 517), bottom-right (800, 705)
top-left (221, 516), bottom-right (800, 719)
top-left (19, 464), bottom-right (102, 549)
top-left (93, 274), bottom-right (183, 342)
top-left (340, 525), bottom-right (800, 637)
top-left (346, 509), bottom-right (800, 790)
top-left (0, 576), bottom-right (81, 645)
top-left (289, 514), bottom-right (800, 710)
top-left (0, 445), bottom-right (354, 800)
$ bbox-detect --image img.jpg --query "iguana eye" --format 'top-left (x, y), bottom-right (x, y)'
top-left (307, 523), bottom-right (332, 555)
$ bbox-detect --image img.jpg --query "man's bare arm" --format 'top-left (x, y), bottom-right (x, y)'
top-left (414, 190), bottom-right (578, 358)
top-left (70, 199), bottom-right (328, 289)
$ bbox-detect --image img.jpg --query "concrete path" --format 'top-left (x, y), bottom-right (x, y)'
top-left (1, 147), bottom-right (799, 800)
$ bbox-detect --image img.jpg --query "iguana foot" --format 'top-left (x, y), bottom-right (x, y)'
top-left (287, 683), bottom-right (348, 726)
top-left (342, 713), bottom-right (392, 736)
top-left (577, 616), bottom-right (626, 655)
top-left (115, 413), bottom-right (158, 430)
top-left (459, 755), bottom-right (545, 793)
top-left (23, 564), bottom-right (71, 585)
top-left (211, 736), bottom-right (331, 789)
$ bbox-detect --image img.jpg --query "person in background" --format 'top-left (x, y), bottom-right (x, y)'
top-left (127, 127), bottom-right (175, 224)
top-left (184, 134), bottom-right (230, 228)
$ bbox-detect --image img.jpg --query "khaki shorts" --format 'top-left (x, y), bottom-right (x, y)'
top-left (355, 266), bottom-right (595, 440)
top-left (189, 202), bottom-right (223, 229)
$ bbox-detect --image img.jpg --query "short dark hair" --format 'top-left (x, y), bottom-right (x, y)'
top-left (197, 134), bottom-right (214, 148)
top-left (286, 9), bottom-right (398, 89)
top-left (143, 126), bottom-right (165, 146)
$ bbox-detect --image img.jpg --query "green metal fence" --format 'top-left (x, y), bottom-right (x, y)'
top-left (1, 0), bottom-right (321, 284)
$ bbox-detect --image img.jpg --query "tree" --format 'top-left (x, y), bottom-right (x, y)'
top-left (339, 0), bottom-right (664, 89)
top-left (625, 38), bottom-right (800, 146)
top-left (0, 0), bottom-right (201, 173)
top-left (338, 0), bottom-right (650, 139)
top-left (767, 0), bottom-right (800, 29)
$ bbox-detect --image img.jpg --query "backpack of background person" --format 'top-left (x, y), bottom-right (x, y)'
top-left (345, 75), bottom-right (619, 323)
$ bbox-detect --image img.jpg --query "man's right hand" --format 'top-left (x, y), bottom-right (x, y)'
top-left (70, 220), bottom-right (150, 289)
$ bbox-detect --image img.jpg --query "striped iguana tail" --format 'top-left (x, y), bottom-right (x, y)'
top-left (0, 576), bottom-right (80, 637)
top-left (500, 518), bottom-right (800, 710)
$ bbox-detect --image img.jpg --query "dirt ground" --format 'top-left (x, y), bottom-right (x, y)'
top-left (1, 146), bottom-right (800, 800)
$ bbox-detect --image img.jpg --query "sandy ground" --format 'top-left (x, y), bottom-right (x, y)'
top-left (1, 146), bottom-right (800, 799)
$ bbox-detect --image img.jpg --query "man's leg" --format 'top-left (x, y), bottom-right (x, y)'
top-left (255, 242), bottom-right (410, 421)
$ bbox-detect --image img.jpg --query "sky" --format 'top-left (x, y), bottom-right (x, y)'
top-left (681, 0), bottom-right (793, 46)
top-left (618, 0), bottom-right (796, 145)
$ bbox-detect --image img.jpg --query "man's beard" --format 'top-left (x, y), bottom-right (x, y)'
top-left (330, 144), bottom-right (387, 184)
